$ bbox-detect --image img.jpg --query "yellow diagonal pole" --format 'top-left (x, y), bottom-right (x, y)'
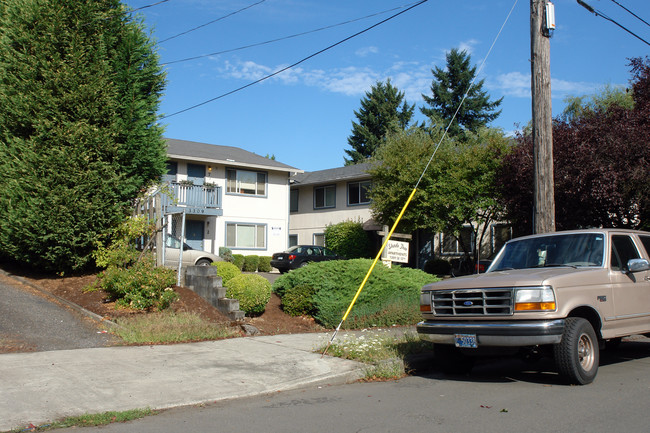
top-left (322, 187), bottom-right (417, 357)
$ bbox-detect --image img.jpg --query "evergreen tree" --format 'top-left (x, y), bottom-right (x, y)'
top-left (0, 0), bottom-right (166, 271)
top-left (344, 79), bottom-right (414, 165)
top-left (421, 48), bottom-right (502, 139)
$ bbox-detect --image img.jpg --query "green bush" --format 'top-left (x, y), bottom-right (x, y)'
top-left (242, 255), bottom-right (260, 272)
top-left (324, 220), bottom-right (372, 259)
top-left (233, 254), bottom-right (245, 270)
top-left (213, 261), bottom-right (241, 285)
top-left (95, 258), bottom-right (177, 310)
top-left (423, 258), bottom-right (451, 276)
top-left (226, 274), bottom-right (271, 315)
top-left (258, 256), bottom-right (272, 272)
top-left (281, 284), bottom-right (316, 316)
top-left (219, 247), bottom-right (233, 263)
top-left (272, 259), bottom-right (438, 328)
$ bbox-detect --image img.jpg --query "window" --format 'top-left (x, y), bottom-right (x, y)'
top-left (226, 168), bottom-right (266, 196)
top-left (313, 233), bottom-right (325, 246)
top-left (440, 227), bottom-right (474, 254)
top-left (348, 181), bottom-right (371, 205)
top-left (226, 223), bottom-right (266, 249)
top-left (290, 189), bottom-right (299, 212)
top-left (611, 235), bottom-right (640, 271)
top-left (288, 234), bottom-right (298, 247)
top-left (164, 161), bottom-right (178, 182)
top-left (314, 185), bottom-right (335, 209)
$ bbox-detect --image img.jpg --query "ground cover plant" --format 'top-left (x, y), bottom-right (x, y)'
top-left (273, 259), bottom-right (438, 328)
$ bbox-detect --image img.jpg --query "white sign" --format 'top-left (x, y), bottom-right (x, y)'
top-left (271, 226), bottom-right (283, 236)
top-left (386, 240), bottom-right (409, 263)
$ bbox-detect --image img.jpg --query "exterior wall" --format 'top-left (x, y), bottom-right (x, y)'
top-left (166, 159), bottom-right (290, 257)
top-left (289, 181), bottom-right (372, 245)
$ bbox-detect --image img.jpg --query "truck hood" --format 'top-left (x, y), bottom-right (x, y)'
top-left (423, 267), bottom-right (606, 291)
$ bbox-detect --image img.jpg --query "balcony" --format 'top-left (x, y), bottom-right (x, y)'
top-left (162, 182), bottom-right (223, 216)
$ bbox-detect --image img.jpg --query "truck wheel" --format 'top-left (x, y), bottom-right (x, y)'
top-left (554, 317), bottom-right (599, 385)
top-left (434, 344), bottom-right (474, 375)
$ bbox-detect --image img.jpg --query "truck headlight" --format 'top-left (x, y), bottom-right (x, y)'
top-left (514, 286), bottom-right (556, 311)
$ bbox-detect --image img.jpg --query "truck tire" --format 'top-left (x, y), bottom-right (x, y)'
top-left (554, 317), bottom-right (599, 385)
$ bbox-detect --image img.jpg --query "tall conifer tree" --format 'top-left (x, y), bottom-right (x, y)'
top-left (0, 0), bottom-right (166, 271)
top-left (345, 79), bottom-right (414, 165)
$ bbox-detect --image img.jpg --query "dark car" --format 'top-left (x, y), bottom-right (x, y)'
top-left (270, 245), bottom-right (343, 273)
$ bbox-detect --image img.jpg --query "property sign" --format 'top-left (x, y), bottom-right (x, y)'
top-left (386, 240), bottom-right (409, 263)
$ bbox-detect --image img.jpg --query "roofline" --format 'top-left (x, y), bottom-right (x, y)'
top-left (167, 153), bottom-right (304, 174)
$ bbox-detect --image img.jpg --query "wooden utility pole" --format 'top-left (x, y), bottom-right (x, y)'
top-left (530, 0), bottom-right (555, 233)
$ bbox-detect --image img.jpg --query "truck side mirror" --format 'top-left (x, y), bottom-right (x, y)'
top-left (627, 258), bottom-right (650, 273)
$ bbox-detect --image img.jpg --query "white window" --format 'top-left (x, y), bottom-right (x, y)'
top-left (226, 223), bottom-right (266, 249)
top-left (348, 181), bottom-right (371, 205)
top-left (441, 227), bottom-right (474, 255)
top-left (314, 185), bottom-right (335, 209)
top-left (226, 168), bottom-right (266, 196)
top-left (313, 233), bottom-right (325, 246)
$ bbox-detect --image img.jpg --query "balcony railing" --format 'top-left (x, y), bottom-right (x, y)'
top-left (162, 182), bottom-right (223, 216)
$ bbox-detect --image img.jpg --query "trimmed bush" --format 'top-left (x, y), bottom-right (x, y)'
top-left (258, 256), bottom-right (272, 272)
top-left (423, 258), bottom-right (451, 276)
top-left (233, 254), bottom-right (245, 270)
top-left (242, 255), bottom-right (260, 272)
top-left (213, 261), bottom-right (241, 286)
top-left (226, 274), bottom-right (271, 315)
top-left (272, 259), bottom-right (438, 328)
top-left (281, 284), bottom-right (316, 316)
top-left (324, 220), bottom-right (372, 259)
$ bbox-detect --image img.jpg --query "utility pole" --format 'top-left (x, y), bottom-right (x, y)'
top-left (530, 0), bottom-right (556, 233)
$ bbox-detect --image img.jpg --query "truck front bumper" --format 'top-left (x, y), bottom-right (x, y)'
top-left (417, 319), bottom-right (566, 346)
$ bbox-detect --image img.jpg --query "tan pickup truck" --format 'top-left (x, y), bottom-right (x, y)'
top-left (417, 229), bottom-right (650, 384)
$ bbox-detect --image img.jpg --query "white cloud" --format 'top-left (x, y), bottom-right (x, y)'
top-left (457, 39), bottom-right (479, 55)
top-left (355, 46), bottom-right (379, 57)
top-left (489, 71), bottom-right (602, 99)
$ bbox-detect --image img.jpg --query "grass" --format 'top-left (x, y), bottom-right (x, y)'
top-left (111, 311), bottom-right (241, 344)
top-left (10, 408), bottom-right (156, 432)
top-left (320, 329), bottom-right (434, 380)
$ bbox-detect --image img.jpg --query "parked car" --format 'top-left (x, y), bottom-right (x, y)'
top-left (417, 229), bottom-right (650, 385)
top-left (164, 235), bottom-right (222, 267)
top-left (270, 245), bottom-right (343, 273)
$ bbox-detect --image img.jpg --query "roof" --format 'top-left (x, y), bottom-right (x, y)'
top-left (291, 162), bottom-right (372, 186)
top-left (166, 138), bottom-right (303, 174)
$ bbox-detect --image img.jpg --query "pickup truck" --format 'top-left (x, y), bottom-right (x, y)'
top-left (417, 229), bottom-right (650, 384)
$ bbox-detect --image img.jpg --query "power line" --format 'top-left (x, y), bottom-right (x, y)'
top-left (159, 0), bottom-right (266, 44)
top-left (160, 0), bottom-right (429, 119)
top-left (577, 0), bottom-right (650, 46)
top-left (608, 0), bottom-right (650, 28)
top-left (131, 0), bottom-right (172, 13)
top-left (164, 2), bottom-right (423, 66)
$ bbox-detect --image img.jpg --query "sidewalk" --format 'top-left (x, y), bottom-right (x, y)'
top-left (0, 333), bottom-right (365, 432)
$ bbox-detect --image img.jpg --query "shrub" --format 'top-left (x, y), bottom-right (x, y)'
top-left (219, 247), bottom-right (233, 263)
top-left (95, 258), bottom-right (177, 310)
top-left (232, 254), bottom-right (245, 270)
top-left (242, 255), bottom-right (260, 272)
top-left (258, 256), bottom-right (272, 272)
top-left (214, 261), bottom-right (241, 286)
top-left (423, 258), bottom-right (451, 276)
top-left (324, 220), bottom-right (372, 259)
top-left (272, 259), bottom-right (438, 328)
top-left (226, 274), bottom-right (271, 315)
top-left (281, 284), bottom-right (316, 316)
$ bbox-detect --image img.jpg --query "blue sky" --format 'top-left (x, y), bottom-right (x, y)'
top-left (125, 0), bottom-right (649, 172)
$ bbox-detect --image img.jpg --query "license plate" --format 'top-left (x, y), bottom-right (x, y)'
top-left (454, 334), bottom-right (478, 348)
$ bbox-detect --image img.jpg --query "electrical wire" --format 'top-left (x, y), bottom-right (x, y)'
top-left (159, 0), bottom-right (267, 44)
top-left (608, 0), bottom-right (650, 28)
top-left (577, 0), bottom-right (650, 46)
top-left (164, 2), bottom-right (423, 65)
top-left (131, 0), bottom-right (171, 13)
top-left (160, 0), bottom-right (429, 120)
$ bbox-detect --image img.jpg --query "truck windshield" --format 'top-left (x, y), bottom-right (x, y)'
top-left (489, 233), bottom-right (605, 271)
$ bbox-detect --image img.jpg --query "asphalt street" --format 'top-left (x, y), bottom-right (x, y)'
top-left (0, 272), bottom-right (117, 352)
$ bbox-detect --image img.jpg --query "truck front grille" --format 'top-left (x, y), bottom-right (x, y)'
top-left (432, 288), bottom-right (514, 316)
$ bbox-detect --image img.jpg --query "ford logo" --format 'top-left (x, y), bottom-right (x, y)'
top-left (463, 301), bottom-right (474, 306)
